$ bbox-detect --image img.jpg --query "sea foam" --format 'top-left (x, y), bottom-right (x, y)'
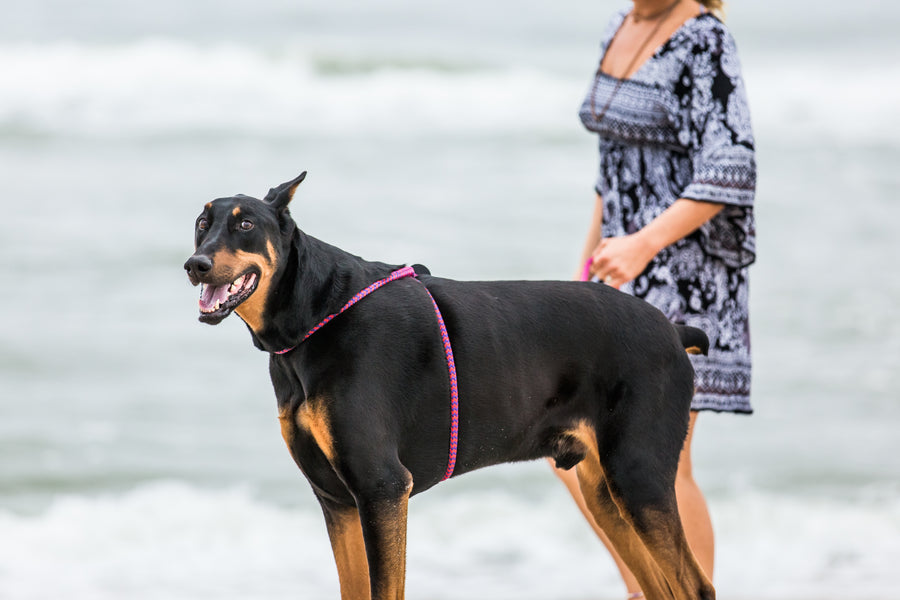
top-left (0, 40), bottom-right (577, 140)
top-left (2, 40), bottom-right (896, 145)
top-left (1, 479), bottom-right (898, 600)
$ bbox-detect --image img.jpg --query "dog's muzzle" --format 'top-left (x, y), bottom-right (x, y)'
top-left (184, 254), bottom-right (212, 286)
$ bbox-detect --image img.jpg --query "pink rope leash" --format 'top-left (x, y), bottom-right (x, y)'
top-left (275, 266), bottom-right (418, 351)
top-left (274, 266), bottom-right (459, 481)
top-left (582, 257), bottom-right (619, 288)
top-left (580, 258), bottom-right (593, 282)
top-left (421, 286), bottom-right (459, 480)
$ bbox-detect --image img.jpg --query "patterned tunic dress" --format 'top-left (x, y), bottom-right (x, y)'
top-left (579, 9), bottom-right (757, 413)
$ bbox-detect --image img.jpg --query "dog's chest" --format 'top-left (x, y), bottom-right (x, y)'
top-left (278, 397), bottom-right (339, 478)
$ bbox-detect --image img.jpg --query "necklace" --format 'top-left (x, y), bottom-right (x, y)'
top-left (589, 0), bottom-right (682, 123)
top-left (632, 0), bottom-right (683, 23)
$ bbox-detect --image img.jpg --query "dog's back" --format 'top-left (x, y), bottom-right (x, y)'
top-left (410, 276), bottom-right (699, 474)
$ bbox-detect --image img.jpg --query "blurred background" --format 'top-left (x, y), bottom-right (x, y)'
top-left (1, 1), bottom-right (898, 598)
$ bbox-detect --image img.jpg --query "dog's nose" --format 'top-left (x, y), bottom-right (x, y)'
top-left (184, 254), bottom-right (213, 278)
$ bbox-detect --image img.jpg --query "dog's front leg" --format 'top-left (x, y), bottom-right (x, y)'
top-left (355, 469), bottom-right (413, 600)
top-left (319, 497), bottom-right (371, 600)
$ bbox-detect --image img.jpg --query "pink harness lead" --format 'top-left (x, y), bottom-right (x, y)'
top-left (274, 266), bottom-right (459, 481)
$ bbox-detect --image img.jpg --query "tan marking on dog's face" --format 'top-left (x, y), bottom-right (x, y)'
top-left (232, 206), bottom-right (241, 217)
top-left (685, 346), bottom-right (702, 355)
top-left (204, 202), bottom-right (212, 210)
top-left (202, 240), bottom-right (276, 332)
top-left (296, 397), bottom-right (336, 462)
top-left (232, 241), bottom-right (278, 332)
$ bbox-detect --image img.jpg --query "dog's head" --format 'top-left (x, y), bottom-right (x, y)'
top-left (184, 172), bottom-right (306, 329)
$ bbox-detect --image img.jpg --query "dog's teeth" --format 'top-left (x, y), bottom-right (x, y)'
top-left (227, 275), bottom-right (245, 295)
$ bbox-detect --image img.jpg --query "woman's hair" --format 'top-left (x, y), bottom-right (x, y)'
top-left (698, 0), bottom-right (725, 18)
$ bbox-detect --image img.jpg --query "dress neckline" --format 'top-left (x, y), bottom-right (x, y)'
top-left (598, 7), bottom-right (711, 82)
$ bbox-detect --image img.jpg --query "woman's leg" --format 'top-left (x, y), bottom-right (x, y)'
top-left (675, 411), bottom-right (715, 580)
top-left (549, 411), bottom-right (713, 596)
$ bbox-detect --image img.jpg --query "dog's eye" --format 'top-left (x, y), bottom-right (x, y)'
top-left (197, 218), bottom-right (209, 231)
top-left (239, 219), bottom-right (254, 231)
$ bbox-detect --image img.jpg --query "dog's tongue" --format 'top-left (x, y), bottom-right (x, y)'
top-left (199, 283), bottom-right (229, 311)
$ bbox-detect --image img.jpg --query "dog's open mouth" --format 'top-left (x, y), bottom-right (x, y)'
top-left (198, 272), bottom-right (258, 323)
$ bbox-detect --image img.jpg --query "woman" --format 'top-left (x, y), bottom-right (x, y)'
top-left (551, 0), bottom-right (756, 597)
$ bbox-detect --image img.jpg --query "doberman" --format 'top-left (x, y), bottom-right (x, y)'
top-left (184, 172), bottom-right (715, 600)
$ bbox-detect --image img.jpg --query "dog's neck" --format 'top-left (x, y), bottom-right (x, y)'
top-left (245, 228), bottom-right (399, 353)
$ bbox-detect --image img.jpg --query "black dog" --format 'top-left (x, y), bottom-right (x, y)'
top-left (184, 173), bottom-right (715, 600)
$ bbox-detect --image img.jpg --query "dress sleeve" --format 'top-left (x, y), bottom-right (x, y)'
top-left (678, 22), bottom-right (757, 268)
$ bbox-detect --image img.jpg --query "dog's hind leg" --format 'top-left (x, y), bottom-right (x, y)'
top-left (601, 461), bottom-right (713, 600)
top-left (319, 497), bottom-right (372, 600)
top-left (570, 423), bottom-right (674, 598)
top-left (592, 410), bottom-right (715, 600)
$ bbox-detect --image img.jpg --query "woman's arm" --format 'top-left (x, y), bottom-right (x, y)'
top-left (576, 194), bottom-right (605, 280)
top-left (589, 198), bottom-right (723, 288)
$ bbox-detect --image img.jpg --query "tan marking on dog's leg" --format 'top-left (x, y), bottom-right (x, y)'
top-left (567, 421), bottom-right (672, 599)
top-left (295, 397), bottom-right (336, 463)
top-left (322, 504), bottom-right (372, 600)
top-left (277, 404), bottom-right (297, 451)
top-left (362, 487), bottom-right (411, 600)
top-left (627, 506), bottom-right (715, 600)
top-left (572, 421), bottom-right (715, 599)
top-left (685, 346), bottom-right (702, 355)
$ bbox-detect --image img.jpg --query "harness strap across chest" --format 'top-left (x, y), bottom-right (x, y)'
top-left (274, 266), bottom-right (459, 481)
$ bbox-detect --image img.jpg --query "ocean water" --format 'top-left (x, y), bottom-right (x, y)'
top-left (2, 1), bottom-right (899, 599)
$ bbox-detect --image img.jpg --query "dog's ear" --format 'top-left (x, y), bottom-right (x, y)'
top-left (263, 172), bottom-right (307, 211)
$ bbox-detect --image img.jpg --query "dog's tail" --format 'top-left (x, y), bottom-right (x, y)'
top-left (674, 325), bottom-right (709, 356)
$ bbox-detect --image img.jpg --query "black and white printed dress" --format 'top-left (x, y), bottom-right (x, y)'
top-left (579, 8), bottom-right (757, 413)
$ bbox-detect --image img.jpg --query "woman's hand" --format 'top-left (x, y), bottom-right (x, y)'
top-left (589, 199), bottom-right (725, 288)
top-left (590, 232), bottom-right (658, 288)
